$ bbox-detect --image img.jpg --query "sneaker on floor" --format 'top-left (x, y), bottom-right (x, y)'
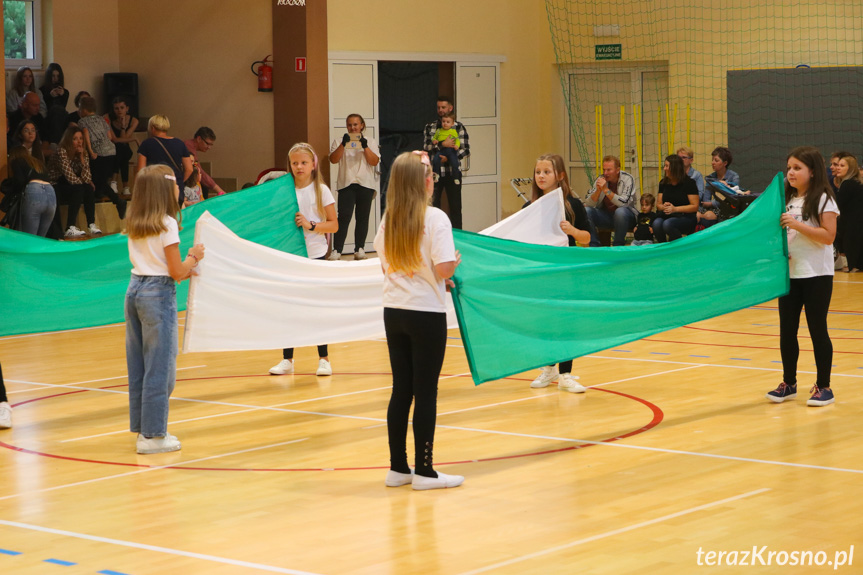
top-left (530, 365), bottom-right (559, 388)
top-left (385, 469), bottom-right (414, 487)
top-left (65, 225), bottom-right (86, 238)
top-left (766, 381), bottom-right (797, 403)
top-left (122, 186), bottom-right (131, 197)
top-left (412, 471), bottom-right (464, 491)
top-left (807, 385), bottom-right (834, 407)
top-left (559, 373), bottom-right (587, 393)
top-left (136, 433), bottom-right (181, 454)
top-left (354, 248), bottom-right (367, 261)
top-left (88, 223), bottom-right (103, 235)
top-left (269, 359), bottom-right (294, 375)
top-left (316, 358), bottom-right (333, 376)
top-left (0, 402), bottom-right (12, 429)
top-left (327, 251), bottom-right (341, 261)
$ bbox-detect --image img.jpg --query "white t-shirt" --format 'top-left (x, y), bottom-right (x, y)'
top-left (329, 137), bottom-right (380, 191)
top-left (786, 193), bottom-right (839, 279)
top-left (128, 215), bottom-right (180, 276)
top-left (295, 181), bottom-right (335, 259)
top-left (373, 207), bottom-right (456, 313)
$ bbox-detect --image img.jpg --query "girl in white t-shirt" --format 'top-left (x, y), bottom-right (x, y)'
top-left (767, 147), bottom-right (839, 407)
top-left (125, 165), bottom-right (205, 454)
top-left (269, 143), bottom-right (339, 377)
top-left (373, 151), bottom-right (463, 491)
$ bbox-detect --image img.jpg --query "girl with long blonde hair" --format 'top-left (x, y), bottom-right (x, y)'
top-left (268, 142), bottom-right (339, 377)
top-left (373, 151), bottom-right (463, 491)
top-left (124, 165), bottom-right (205, 454)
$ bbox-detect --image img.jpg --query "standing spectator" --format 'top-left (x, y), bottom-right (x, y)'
top-left (78, 96), bottom-right (126, 220)
top-left (48, 126), bottom-right (98, 238)
top-left (328, 113), bottom-right (381, 260)
top-left (184, 127), bottom-right (227, 198)
top-left (66, 91), bottom-right (91, 126)
top-left (6, 66), bottom-right (47, 117)
top-left (653, 155), bottom-right (699, 242)
top-left (423, 96), bottom-right (470, 229)
top-left (104, 96), bottom-right (139, 196)
top-left (583, 155), bottom-right (638, 246)
top-left (0, 361), bottom-right (10, 429)
top-left (828, 151), bottom-right (850, 194)
top-left (39, 63), bottom-right (71, 144)
top-left (137, 115), bottom-right (193, 205)
top-left (8, 146), bottom-right (56, 237)
top-left (833, 155), bottom-right (863, 273)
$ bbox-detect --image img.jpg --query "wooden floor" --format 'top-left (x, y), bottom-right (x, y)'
top-left (1, 275), bottom-right (862, 574)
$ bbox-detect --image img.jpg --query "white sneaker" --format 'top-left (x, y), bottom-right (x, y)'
top-left (412, 471), bottom-right (464, 490)
top-left (835, 254), bottom-right (847, 270)
top-left (136, 433), bottom-right (181, 454)
top-left (385, 469), bottom-right (414, 487)
top-left (123, 186), bottom-right (131, 197)
top-left (65, 225), bottom-right (86, 238)
top-left (88, 223), bottom-right (103, 235)
top-left (530, 365), bottom-right (559, 388)
top-left (316, 358), bottom-right (333, 376)
top-left (327, 251), bottom-right (341, 261)
top-left (354, 248), bottom-right (367, 260)
top-left (110, 181), bottom-right (119, 194)
top-left (559, 373), bottom-right (587, 393)
top-left (0, 402), bottom-right (12, 429)
top-left (269, 359), bottom-right (294, 375)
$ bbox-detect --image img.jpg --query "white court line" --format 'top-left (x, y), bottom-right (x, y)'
top-left (0, 438), bottom-right (309, 503)
top-left (456, 488), bottom-right (771, 575)
top-left (0, 322), bottom-right (125, 340)
top-left (0, 518), bottom-right (322, 575)
top-left (6, 365), bottom-right (208, 388)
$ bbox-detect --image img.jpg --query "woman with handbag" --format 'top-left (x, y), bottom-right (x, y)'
top-left (136, 114), bottom-right (193, 205)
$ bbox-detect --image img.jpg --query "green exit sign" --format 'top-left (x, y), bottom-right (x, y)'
top-left (595, 44), bottom-right (622, 60)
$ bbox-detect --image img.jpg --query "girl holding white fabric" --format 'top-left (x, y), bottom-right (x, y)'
top-left (269, 143), bottom-right (339, 377)
top-left (373, 151), bottom-right (463, 491)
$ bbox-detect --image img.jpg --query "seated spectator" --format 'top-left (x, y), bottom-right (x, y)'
top-left (9, 119), bottom-right (46, 165)
top-left (7, 92), bottom-right (45, 150)
top-left (184, 127), bottom-right (227, 198)
top-left (6, 66), bottom-right (47, 118)
top-left (631, 193), bottom-right (657, 246)
top-left (834, 154), bottom-right (863, 273)
top-left (66, 91), bottom-right (91, 127)
top-left (137, 114), bottom-right (192, 205)
top-left (583, 155), bottom-right (637, 246)
top-left (183, 165), bottom-right (203, 207)
top-left (653, 154), bottom-right (699, 242)
top-left (104, 96), bottom-right (139, 196)
top-left (699, 146), bottom-right (741, 229)
top-left (677, 146), bottom-right (705, 199)
top-left (39, 63), bottom-right (71, 144)
top-left (48, 126), bottom-right (99, 238)
top-left (8, 146), bottom-right (56, 237)
top-left (78, 96), bottom-right (125, 220)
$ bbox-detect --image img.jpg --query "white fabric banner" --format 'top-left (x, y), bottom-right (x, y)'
top-left (183, 191), bottom-right (568, 352)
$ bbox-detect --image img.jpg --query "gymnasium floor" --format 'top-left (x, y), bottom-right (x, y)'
top-left (1, 274), bottom-right (861, 574)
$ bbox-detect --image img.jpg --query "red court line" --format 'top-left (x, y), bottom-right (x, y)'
top-left (751, 305), bottom-right (863, 315)
top-left (644, 338), bottom-right (863, 355)
top-left (682, 325), bottom-right (863, 340)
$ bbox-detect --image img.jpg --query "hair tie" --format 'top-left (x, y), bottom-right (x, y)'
top-left (164, 174), bottom-right (176, 181)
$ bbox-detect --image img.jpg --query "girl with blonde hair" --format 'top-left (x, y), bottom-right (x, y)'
top-left (124, 164), bottom-right (205, 454)
top-left (373, 151), bottom-right (463, 491)
top-left (268, 142), bottom-right (339, 377)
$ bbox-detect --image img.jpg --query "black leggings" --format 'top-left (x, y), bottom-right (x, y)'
top-left (384, 307), bottom-right (447, 478)
top-left (779, 275), bottom-right (833, 388)
top-left (282, 346), bottom-right (327, 360)
top-left (0, 361), bottom-right (7, 403)
top-left (333, 183), bottom-right (374, 254)
top-left (114, 143), bottom-right (133, 183)
top-left (55, 181), bottom-right (96, 229)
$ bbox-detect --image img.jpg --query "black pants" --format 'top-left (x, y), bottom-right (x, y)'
top-left (0, 361), bottom-right (7, 403)
top-left (333, 183), bottom-right (374, 254)
top-left (779, 275), bottom-right (833, 388)
top-left (282, 346), bottom-right (328, 360)
top-left (55, 181), bottom-right (96, 229)
top-left (91, 155), bottom-right (126, 218)
top-left (114, 143), bottom-right (133, 184)
top-left (432, 176), bottom-right (462, 230)
top-left (384, 307), bottom-right (447, 478)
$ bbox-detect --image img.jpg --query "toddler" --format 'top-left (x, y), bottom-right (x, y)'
top-left (431, 112), bottom-right (461, 182)
top-left (631, 193), bottom-right (656, 246)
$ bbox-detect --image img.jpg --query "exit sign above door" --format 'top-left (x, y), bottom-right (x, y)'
top-left (595, 44), bottom-right (622, 60)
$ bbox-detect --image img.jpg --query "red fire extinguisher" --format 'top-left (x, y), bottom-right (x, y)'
top-left (251, 56), bottom-right (273, 92)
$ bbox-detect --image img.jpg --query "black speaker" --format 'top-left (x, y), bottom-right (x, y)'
top-left (103, 73), bottom-right (139, 119)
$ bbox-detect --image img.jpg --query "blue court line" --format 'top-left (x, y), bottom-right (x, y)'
top-left (0, 548), bottom-right (22, 555)
top-left (650, 352), bottom-right (670, 355)
top-left (44, 558), bottom-right (76, 566)
top-left (771, 361), bottom-right (783, 363)
top-left (611, 349), bottom-right (633, 352)
top-left (690, 355), bottom-right (710, 358)
top-left (98, 570), bottom-right (131, 575)
top-left (730, 358), bottom-right (751, 361)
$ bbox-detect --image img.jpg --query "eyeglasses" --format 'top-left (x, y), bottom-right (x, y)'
top-left (203, 140), bottom-right (215, 147)
top-left (412, 150), bottom-right (430, 167)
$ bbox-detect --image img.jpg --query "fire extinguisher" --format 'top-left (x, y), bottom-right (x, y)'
top-left (251, 56), bottom-right (273, 92)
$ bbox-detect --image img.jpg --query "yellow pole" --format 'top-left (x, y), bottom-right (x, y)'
top-left (658, 107), bottom-right (662, 179)
top-left (686, 103), bottom-right (691, 148)
top-left (635, 104), bottom-right (643, 197)
top-left (595, 106), bottom-right (600, 175)
top-left (672, 103), bottom-right (678, 153)
top-left (665, 103), bottom-right (670, 155)
top-left (620, 105), bottom-right (625, 172)
top-left (597, 105), bottom-right (603, 173)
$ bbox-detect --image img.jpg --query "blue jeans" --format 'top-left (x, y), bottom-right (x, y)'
top-left (585, 206), bottom-right (636, 246)
top-left (432, 148), bottom-right (461, 180)
top-left (125, 275), bottom-right (177, 437)
top-left (653, 215), bottom-right (696, 242)
top-left (21, 182), bottom-right (57, 237)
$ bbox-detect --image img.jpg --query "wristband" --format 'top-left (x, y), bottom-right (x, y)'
top-left (188, 253), bottom-right (199, 266)
top-left (309, 221), bottom-right (317, 232)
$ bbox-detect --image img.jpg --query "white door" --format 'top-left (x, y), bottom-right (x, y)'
top-left (562, 66), bottom-right (668, 200)
top-left (327, 60), bottom-right (380, 254)
top-left (456, 62), bottom-right (501, 231)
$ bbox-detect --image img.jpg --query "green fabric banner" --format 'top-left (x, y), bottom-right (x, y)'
top-left (451, 173), bottom-right (790, 385)
top-left (0, 175), bottom-right (306, 337)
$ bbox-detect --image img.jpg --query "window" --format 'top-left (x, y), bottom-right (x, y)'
top-left (4, 0), bottom-right (42, 69)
